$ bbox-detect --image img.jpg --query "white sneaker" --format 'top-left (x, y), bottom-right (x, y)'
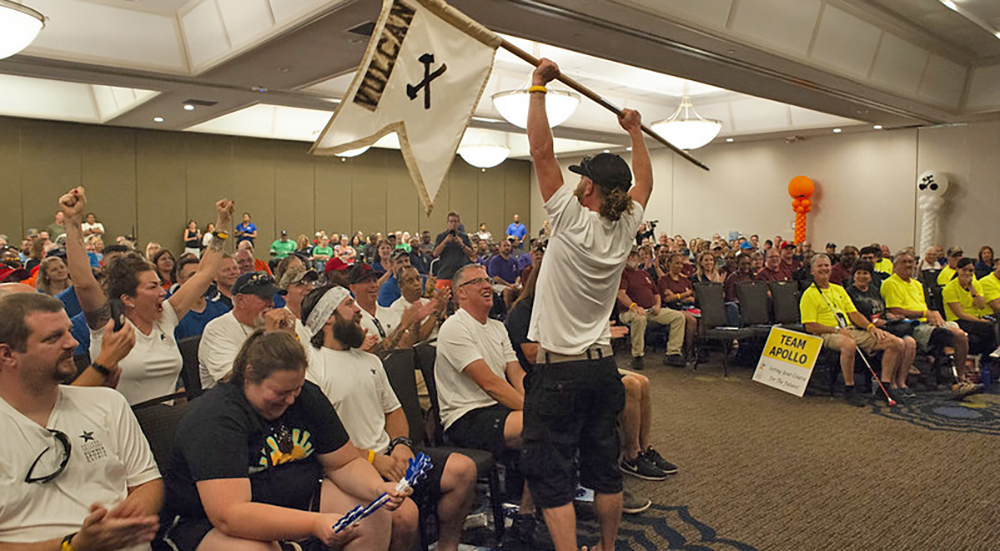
top-left (990, 345), bottom-right (1000, 359)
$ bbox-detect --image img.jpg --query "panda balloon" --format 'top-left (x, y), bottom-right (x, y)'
top-left (917, 170), bottom-right (949, 254)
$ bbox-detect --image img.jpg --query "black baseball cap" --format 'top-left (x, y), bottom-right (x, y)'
top-left (569, 153), bottom-right (632, 191)
top-left (232, 271), bottom-right (276, 298)
top-left (348, 263), bottom-right (379, 285)
top-left (390, 248), bottom-right (410, 261)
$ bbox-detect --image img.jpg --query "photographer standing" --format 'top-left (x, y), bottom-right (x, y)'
top-left (432, 211), bottom-right (474, 290)
top-left (636, 220), bottom-right (656, 246)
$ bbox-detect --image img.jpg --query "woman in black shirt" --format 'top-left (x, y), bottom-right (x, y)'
top-left (161, 330), bottom-right (408, 551)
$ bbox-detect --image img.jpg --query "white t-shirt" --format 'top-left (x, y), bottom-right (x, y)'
top-left (198, 311), bottom-right (255, 389)
top-left (81, 222), bottom-right (105, 235)
top-left (389, 296), bottom-right (438, 339)
top-left (359, 305), bottom-right (398, 342)
top-left (435, 308), bottom-right (518, 430)
top-left (284, 307), bottom-right (313, 345)
top-left (528, 183), bottom-right (643, 354)
top-left (306, 348), bottom-right (401, 453)
top-left (0, 387), bottom-right (159, 549)
top-left (90, 301), bottom-right (182, 406)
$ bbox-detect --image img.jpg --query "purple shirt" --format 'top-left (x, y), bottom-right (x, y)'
top-left (487, 254), bottom-right (519, 284)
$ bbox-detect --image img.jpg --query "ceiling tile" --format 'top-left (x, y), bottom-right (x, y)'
top-left (181, 0), bottom-right (231, 70)
top-left (217, 0), bottom-right (274, 48)
top-left (268, 0), bottom-right (337, 25)
top-left (731, 0), bottom-right (821, 56)
top-left (730, 97), bottom-right (790, 132)
top-left (917, 54), bottom-right (967, 107)
top-left (614, 0), bottom-right (734, 28)
top-left (811, 5), bottom-right (882, 79)
top-left (965, 64), bottom-right (1000, 110)
top-left (870, 32), bottom-right (929, 94)
top-left (0, 75), bottom-right (98, 123)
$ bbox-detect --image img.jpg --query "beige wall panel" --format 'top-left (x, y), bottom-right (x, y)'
top-left (80, 126), bottom-right (137, 245)
top-left (504, 162), bottom-right (532, 238)
top-left (448, 161), bottom-right (479, 231)
top-left (419, 167), bottom-right (450, 235)
top-left (0, 120), bottom-right (23, 239)
top-left (351, 150), bottom-right (387, 236)
top-left (231, 138), bottom-right (276, 251)
top-left (273, 141), bottom-right (315, 245)
top-left (477, 167), bottom-right (505, 241)
top-left (136, 131), bottom-right (188, 250)
top-left (19, 120), bottom-right (85, 234)
top-left (314, 157), bottom-right (353, 239)
top-left (184, 133), bottom-right (234, 250)
top-left (385, 153), bottom-right (419, 236)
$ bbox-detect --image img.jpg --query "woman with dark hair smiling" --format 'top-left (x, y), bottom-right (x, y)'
top-left (943, 257), bottom-right (997, 356)
top-left (152, 249), bottom-right (177, 289)
top-left (62, 186), bottom-right (234, 405)
top-left (160, 330), bottom-right (404, 551)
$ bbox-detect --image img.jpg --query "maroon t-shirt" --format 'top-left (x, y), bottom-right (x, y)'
top-left (657, 273), bottom-right (692, 301)
top-left (756, 266), bottom-right (790, 282)
top-left (620, 267), bottom-right (658, 310)
top-left (724, 271), bottom-right (757, 302)
top-left (829, 262), bottom-right (852, 285)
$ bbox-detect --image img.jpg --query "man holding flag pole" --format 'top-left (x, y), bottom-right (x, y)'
top-left (523, 59), bottom-right (653, 551)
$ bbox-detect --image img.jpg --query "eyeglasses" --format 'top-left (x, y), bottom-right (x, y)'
top-left (25, 429), bottom-right (71, 484)
top-left (459, 277), bottom-right (491, 289)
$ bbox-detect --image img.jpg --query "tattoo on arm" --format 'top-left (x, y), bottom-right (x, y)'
top-left (209, 235), bottom-right (224, 252)
top-left (84, 303), bottom-right (112, 331)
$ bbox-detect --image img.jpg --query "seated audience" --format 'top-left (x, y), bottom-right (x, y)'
top-left (371, 240), bottom-right (394, 274)
top-left (779, 241), bottom-right (800, 277)
top-left (756, 248), bottom-right (791, 282)
top-left (311, 235), bottom-right (334, 270)
top-left (377, 249), bottom-right (417, 308)
top-left (519, 242), bottom-right (546, 284)
top-left (975, 246), bottom-right (994, 280)
top-left (270, 230), bottom-right (296, 259)
top-left (174, 256), bottom-right (231, 340)
top-left (857, 246), bottom-right (887, 288)
top-left (235, 241), bottom-right (272, 275)
top-left (691, 250), bottom-right (723, 284)
top-left (937, 246), bottom-right (964, 286)
top-left (0, 292), bottom-right (161, 551)
top-left (408, 237), bottom-right (432, 275)
top-left (390, 266), bottom-right (447, 343)
top-left (152, 250), bottom-right (176, 290)
top-left (657, 253), bottom-right (698, 358)
top-left (63, 187), bottom-right (232, 405)
top-left (486, 239), bottom-right (520, 307)
top-left (160, 330), bottom-right (404, 551)
top-left (801, 254), bottom-right (906, 405)
top-left (846, 261), bottom-right (918, 395)
top-left (324, 256), bottom-right (351, 288)
top-left (829, 245), bottom-right (858, 285)
top-left (276, 264), bottom-right (319, 343)
top-left (881, 251), bottom-right (976, 396)
top-left (199, 271), bottom-right (296, 389)
top-left (750, 250), bottom-right (764, 273)
top-left (979, 258), bottom-right (1000, 314)
top-left (81, 212), bottom-right (105, 238)
top-left (301, 285), bottom-right (473, 551)
top-left (336, 236), bottom-right (357, 264)
top-left (618, 249), bottom-right (686, 368)
top-left (875, 244), bottom-right (894, 274)
top-left (917, 246), bottom-right (941, 273)
top-left (942, 258), bottom-right (996, 356)
top-left (350, 263), bottom-right (426, 353)
top-left (723, 253), bottom-right (757, 326)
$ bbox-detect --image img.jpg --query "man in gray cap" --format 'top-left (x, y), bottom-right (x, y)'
top-left (277, 265), bottom-right (319, 343)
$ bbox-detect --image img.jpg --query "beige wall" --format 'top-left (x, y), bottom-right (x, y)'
top-left (531, 122), bottom-right (1000, 255)
top-left (0, 116), bottom-right (531, 252)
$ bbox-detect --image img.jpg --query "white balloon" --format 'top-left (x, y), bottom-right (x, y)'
top-left (917, 170), bottom-right (949, 197)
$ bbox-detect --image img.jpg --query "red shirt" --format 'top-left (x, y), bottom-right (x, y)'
top-left (829, 262), bottom-right (852, 285)
top-left (756, 266), bottom-right (790, 282)
top-left (620, 267), bottom-right (658, 310)
top-left (724, 270), bottom-right (757, 302)
top-left (657, 273), bottom-right (692, 301)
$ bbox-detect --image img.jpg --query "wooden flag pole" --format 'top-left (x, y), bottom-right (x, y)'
top-left (499, 38), bottom-right (710, 171)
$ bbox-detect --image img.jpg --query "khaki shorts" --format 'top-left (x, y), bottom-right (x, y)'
top-left (820, 327), bottom-right (880, 354)
top-left (912, 321), bottom-right (959, 350)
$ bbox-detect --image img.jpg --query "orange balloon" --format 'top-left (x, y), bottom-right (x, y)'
top-left (788, 176), bottom-right (815, 199)
top-left (801, 199), bottom-right (811, 208)
top-left (792, 199), bottom-right (801, 208)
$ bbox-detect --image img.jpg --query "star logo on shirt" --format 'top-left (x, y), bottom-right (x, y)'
top-left (80, 430), bottom-right (95, 442)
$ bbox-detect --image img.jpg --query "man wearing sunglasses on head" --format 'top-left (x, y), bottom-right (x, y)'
top-left (0, 293), bottom-right (162, 551)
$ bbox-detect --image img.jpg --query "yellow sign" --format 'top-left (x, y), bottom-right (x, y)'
top-left (753, 327), bottom-right (823, 397)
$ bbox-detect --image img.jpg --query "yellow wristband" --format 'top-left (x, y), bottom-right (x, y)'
top-left (629, 302), bottom-right (636, 310)
top-left (367, 449), bottom-right (375, 464)
top-left (866, 323), bottom-right (874, 332)
top-left (61, 534), bottom-right (76, 551)
top-left (528, 85), bottom-right (547, 94)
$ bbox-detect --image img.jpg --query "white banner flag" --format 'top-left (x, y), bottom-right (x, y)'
top-left (311, 0), bottom-right (500, 214)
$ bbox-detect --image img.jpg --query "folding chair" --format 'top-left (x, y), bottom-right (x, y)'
top-left (177, 335), bottom-right (203, 400)
top-left (693, 282), bottom-right (748, 376)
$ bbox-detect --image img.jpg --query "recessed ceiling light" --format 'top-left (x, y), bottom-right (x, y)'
top-left (726, 138), bottom-right (734, 143)
top-left (832, 128), bottom-right (842, 133)
top-left (873, 125), bottom-right (883, 130)
top-left (183, 104), bottom-right (194, 111)
top-left (153, 117), bottom-right (164, 123)
top-left (603, 149), bottom-right (610, 153)
top-left (626, 147), bottom-right (632, 151)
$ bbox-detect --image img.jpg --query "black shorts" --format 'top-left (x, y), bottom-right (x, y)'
top-left (444, 403), bottom-right (512, 458)
top-left (521, 356), bottom-right (625, 509)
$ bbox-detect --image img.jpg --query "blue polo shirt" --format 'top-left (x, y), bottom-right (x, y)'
top-left (235, 222), bottom-right (257, 245)
top-left (506, 222), bottom-right (527, 242)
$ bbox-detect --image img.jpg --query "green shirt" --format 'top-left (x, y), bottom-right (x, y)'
top-left (270, 239), bottom-right (296, 259)
top-left (312, 245), bottom-right (333, 258)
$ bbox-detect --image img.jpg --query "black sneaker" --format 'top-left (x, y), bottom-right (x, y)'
top-left (621, 455), bottom-right (668, 481)
top-left (507, 512), bottom-right (553, 550)
top-left (876, 383), bottom-right (897, 404)
top-left (630, 356), bottom-right (644, 371)
top-left (664, 354), bottom-right (686, 367)
top-left (621, 489), bottom-right (651, 514)
top-left (844, 385), bottom-right (867, 407)
top-left (642, 447), bottom-right (678, 475)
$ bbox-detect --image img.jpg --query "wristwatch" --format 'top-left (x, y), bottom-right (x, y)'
top-left (91, 362), bottom-right (112, 377)
top-left (389, 436), bottom-right (413, 454)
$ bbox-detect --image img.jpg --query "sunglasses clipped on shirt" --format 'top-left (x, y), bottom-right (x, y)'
top-left (25, 429), bottom-right (71, 484)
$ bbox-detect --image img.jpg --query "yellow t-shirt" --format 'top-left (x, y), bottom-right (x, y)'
top-left (942, 278), bottom-right (991, 321)
top-left (800, 283), bottom-right (857, 328)
top-left (874, 258), bottom-right (893, 274)
top-left (880, 273), bottom-right (927, 321)
top-left (937, 265), bottom-right (956, 286)
top-left (980, 272), bottom-right (1000, 304)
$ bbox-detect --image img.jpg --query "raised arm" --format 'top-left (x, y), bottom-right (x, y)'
top-left (167, 199), bottom-right (234, 319)
top-left (60, 188), bottom-right (109, 328)
top-left (527, 59), bottom-right (564, 203)
top-left (622, 109), bottom-right (653, 210)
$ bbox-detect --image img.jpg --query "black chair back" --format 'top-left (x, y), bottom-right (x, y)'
top-left (380, 348), bottom-right (427, 446)
top-left (769, 281), bottom-right (801, 324)
top-left (133, 399), bottom-right (195, 471)
top-left (920, 269), bottom-right (942, 287)
top-left (694, 282), bottom-right (728, 330)
top-left (414, 341), bottom-right (444, 446)
top-left (177, 335), bottom-right (202, 400)
top-left (737, 281), bottom-right (771, 326)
